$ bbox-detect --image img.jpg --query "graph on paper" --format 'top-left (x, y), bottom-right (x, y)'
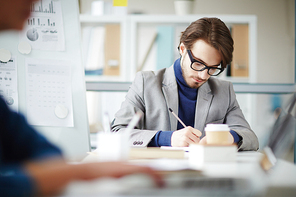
top-left (31, 0), bottom-right (56, 14)
top-left (27, 18), bottom-right (56, 27)
top-left (20, 0), bottom-right (65, 51)
top-left (0, 57), bottom-right (18, 112)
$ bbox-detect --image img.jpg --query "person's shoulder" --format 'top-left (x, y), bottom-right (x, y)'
top-left (208, 77), bottom-right (232, 86)
top-left (135, 67), bottom-right (169, 82)
top-left (141, 68), bottom-right (167, 77)
top-left (208, 77), bottom-right (233, 95)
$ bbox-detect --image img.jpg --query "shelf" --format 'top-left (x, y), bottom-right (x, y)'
top-left (80, 14), bottom-right (256, 24)
top-left (85, 81), bottom-right (131, 92)
top-left (85, 80), bottom-right (296, 94)
top-left (128, 14), bottom-right (256, 24)
top-left (80, 14), bottom-right (127, 23)
top-left (84, 75), bottom-right (128, 82)
top-left (80, 14), bottom-right (257, 83)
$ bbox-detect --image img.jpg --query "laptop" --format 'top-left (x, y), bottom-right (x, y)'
top-left (260, 93), bottom-right (296, 171)
top-left (121, 94), bottom-right (296, 197)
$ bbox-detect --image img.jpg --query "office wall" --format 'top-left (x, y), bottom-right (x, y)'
top-left (81, 0), bottom-right (295, 84)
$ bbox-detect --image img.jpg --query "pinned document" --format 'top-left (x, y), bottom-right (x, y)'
top-left (0, 57), bottom-right (18, 112)
top-left (19, 0), bottom-right (65, 51)
top-left (25, 58), bottom-right (74, 127)
top-left (113, 0), bottom-right (128, 6)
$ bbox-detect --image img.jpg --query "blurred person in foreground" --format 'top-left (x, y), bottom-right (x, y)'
top-left (0, 0), bottom-right (163, 196)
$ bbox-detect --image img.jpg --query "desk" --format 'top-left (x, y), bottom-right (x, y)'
top-left (62, 148), bottom-right (296, 197)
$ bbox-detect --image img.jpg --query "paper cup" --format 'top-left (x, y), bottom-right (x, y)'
top-left (205, 124), bottom-right (231, 145)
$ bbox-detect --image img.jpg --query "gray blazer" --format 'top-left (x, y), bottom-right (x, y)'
top-left (112, 65), bottom-right (259, 151)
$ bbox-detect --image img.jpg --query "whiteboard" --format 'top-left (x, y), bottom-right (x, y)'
top-left (0, 0), bottom-right (90, 161)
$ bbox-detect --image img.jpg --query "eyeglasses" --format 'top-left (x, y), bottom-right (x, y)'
top-left (187, 50), bottom-right (224, 76)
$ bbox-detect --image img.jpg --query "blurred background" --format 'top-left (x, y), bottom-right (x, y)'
top-left (78, 0), bottom-right (295, 162)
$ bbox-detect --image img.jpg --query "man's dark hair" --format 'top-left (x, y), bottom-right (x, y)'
top-left (179, 17), bottom-right (234, 68)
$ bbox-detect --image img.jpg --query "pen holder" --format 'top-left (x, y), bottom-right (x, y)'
top-left (94, 132), bottom-right (130, 162)
top-left (189, 144), bottom-right (237, 169)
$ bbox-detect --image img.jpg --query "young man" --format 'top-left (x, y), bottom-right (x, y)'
top-left (112, 17), bottom-right (259, 151)
top-left (0, 0), bottom-right (162, 196)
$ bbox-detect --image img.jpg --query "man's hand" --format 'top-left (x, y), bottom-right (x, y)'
top-left (25, 159), bottom-right (164, 196)
top-left (171, 126), bottom-right (202, 147)
top-left (78, 162), bottom-right (164, 187)
top-left (199, 132), bottom-right (234, 145)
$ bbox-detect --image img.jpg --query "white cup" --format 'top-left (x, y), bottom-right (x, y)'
top-left (91, 0), bottom-right (104, 16)
top-left (94, 132), bottom-right (130, 161)
top-left (174, 0), bottom-right (193, 16)
top-left (205, 124), bottom-right (231, 145)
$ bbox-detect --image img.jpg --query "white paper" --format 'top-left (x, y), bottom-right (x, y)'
top-left (26, 58), bottom-right (73, 127)
top-left (0, 57), bottom-right (18, 112)
top-left (19, 0), bottom-right (65, 51)
top-left (130, 158), bottom-right (191, 171)
top-left (160, 146), bottom-right (190, 152)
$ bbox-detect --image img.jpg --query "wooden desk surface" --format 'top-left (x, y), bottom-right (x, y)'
top-left (129, 147), bottom-right (185, 160)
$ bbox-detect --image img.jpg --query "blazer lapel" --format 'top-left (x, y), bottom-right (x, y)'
top-left (194, 81), bottom-right (213, 137)
top-left (162, 66), bottom-right (178, 131)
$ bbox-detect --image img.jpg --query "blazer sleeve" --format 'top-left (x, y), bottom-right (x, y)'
top-left (111, 72), bottom-right (158, 147)
top-left (225, 82), bottom-right (259, 151)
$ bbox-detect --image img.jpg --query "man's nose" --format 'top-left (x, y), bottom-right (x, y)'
top-left (198, 69), bottom-right (209, 80)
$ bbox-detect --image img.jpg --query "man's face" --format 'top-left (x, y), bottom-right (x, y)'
top-left (179, 39), bottom-right (222, 89)
top-left (0, 0), bottom-right (38, 31)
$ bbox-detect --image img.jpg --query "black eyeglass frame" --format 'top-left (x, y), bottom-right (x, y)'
top-left (187, 50), bottom-right (224, 76)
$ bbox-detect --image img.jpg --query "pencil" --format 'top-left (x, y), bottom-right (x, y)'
top-left (169, 108), bottom-right (187, 128)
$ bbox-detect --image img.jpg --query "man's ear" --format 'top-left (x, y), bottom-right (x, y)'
top-left (179, 43), bottom-right (186, 56)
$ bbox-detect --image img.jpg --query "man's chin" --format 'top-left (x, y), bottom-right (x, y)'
top-left (187, 83), bottom-right (201, 89)
top-left (194, 81), bottom-right (208, 88)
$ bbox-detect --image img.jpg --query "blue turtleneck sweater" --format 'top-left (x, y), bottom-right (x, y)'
top-left (148, 58), bottom-right (241, 147)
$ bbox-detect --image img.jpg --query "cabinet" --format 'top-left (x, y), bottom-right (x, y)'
top-left (80, 14), bottom-right (257, 87)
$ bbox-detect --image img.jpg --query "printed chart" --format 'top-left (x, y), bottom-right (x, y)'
top-left (26, 58), bottom-right (73, 127)
top-left (20, 0), bottom-right (65, 51)
top-left (0, 57), bottom-right (18, 112)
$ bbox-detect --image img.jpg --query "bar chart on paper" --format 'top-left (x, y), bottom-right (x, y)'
top-left (30, 0), bottom-right (56, 14)
top-left (27, 18), bottom-right (56, 27)
top-left (29, 0), bottom-right (57, 26)
top-left (20, 0), bottom-right (65, 51)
